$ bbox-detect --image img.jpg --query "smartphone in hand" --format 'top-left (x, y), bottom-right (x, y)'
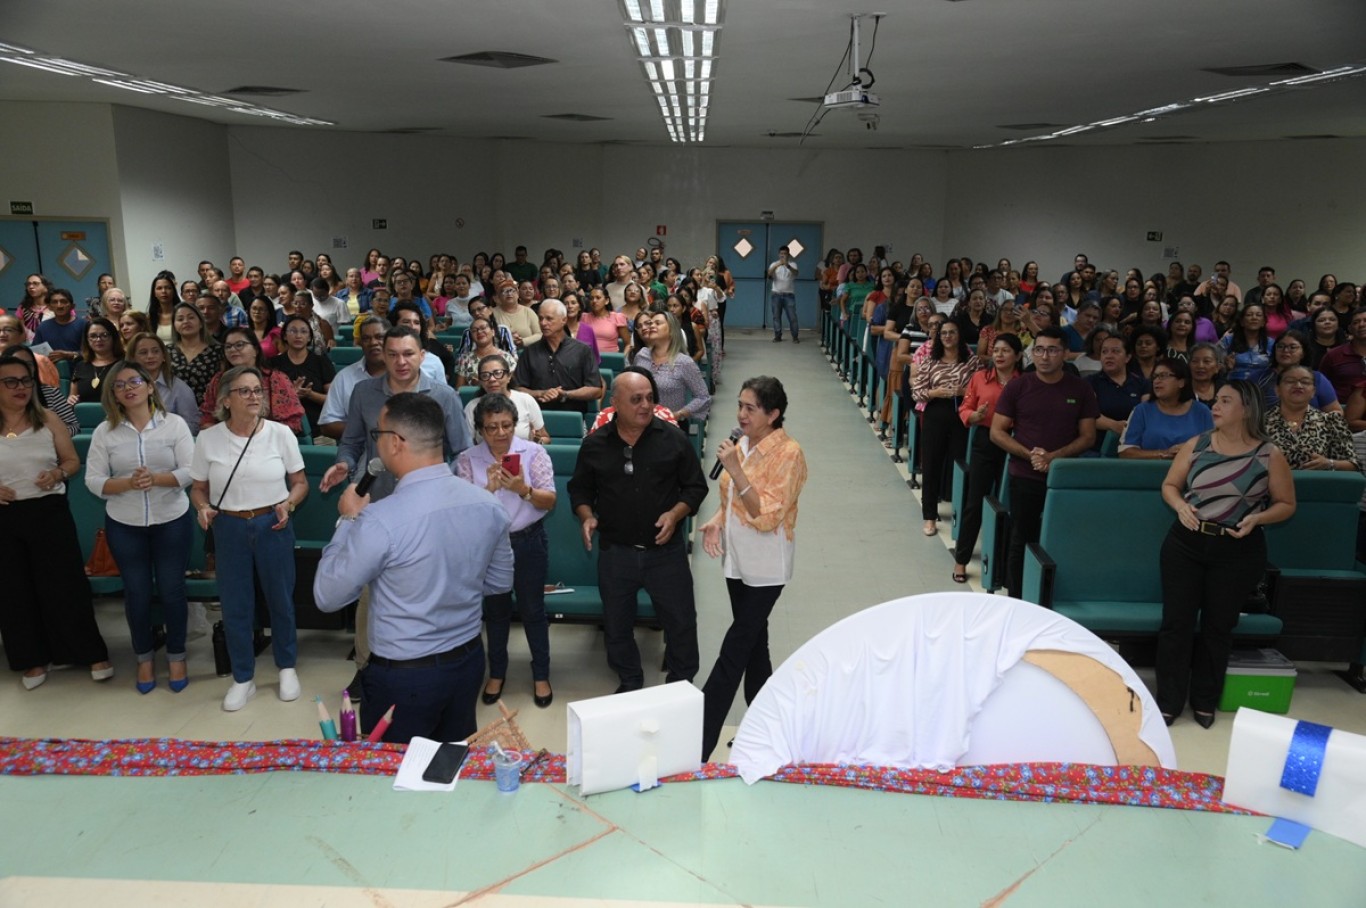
top-left (501, 453), bottom-right (521, 476)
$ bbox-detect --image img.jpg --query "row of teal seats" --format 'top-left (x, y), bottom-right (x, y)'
top-left (334, 323), bottom-right (467, 348)
top-left (1019, 458), bottom-right (1366, 669)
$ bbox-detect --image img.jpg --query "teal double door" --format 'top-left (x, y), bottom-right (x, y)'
top-left (715, 221), bottom-right (823, 330)
top-left (0, 219), bottom-right (114, 316)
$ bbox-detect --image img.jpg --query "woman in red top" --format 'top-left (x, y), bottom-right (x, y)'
top-left (198, 326), bottom-right (305, 435)
top-left (951, 333), bottom-right (1023, 583)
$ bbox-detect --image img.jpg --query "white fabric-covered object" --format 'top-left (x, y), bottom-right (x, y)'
top-left (730, 592), bottom-right (1176, 783)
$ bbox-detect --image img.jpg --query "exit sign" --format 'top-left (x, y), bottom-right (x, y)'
top-left (10, 201), bottom-right (34, 215)
top-left (372, 219), bottom-right (387, 230)
top-left (1146, 230), bottom-right (1163, 242)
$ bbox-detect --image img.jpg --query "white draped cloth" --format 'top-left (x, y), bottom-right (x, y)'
top-left (731, 592), bottom-right (1176, 783)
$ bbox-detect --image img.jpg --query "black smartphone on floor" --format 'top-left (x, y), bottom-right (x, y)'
top-left (421, 742), bottom-right (469, 784)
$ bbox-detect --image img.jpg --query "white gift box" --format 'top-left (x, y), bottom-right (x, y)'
top-left (1222, 707), bottom-right (1366, 848)
top-left (567, 682), bottom-right (703, 796)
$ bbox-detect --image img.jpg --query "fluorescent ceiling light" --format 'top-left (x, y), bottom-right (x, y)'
top-left (1272, 65), bottom-right (1366, 86)
top-left (623, 0), bottom-right (643, 22)
top-left (1093, 115), bottom-right (1137, 127)
top-left (660, 59), bottom-right (675, 81)
top-left (701, 31), bottom-right (714, 56)
top-left (704, 0), bottom-right (719, 25)
top-left (643, 61), bottom-right (657, 80)
top-left (632, 27), bottom-right (650, 56)
top-left (1135, 102), bottom-right (1190, 117)
top-left (654, 28), bottom-right (669, 55)
top-left (0, 42), bottom-right (35, 54)
top-left (92, 78), bottom-right (160, 94)
top-left (682, 30), bottom-right (694, 58)
top-left (1193, 87), bottom-right (1268, 103)
top-left (650, 0), bottom-right (664, 22)
top-left (0, 57), bottom-right (80, 75)
top-left (681, 0), bottom-right (695, 23)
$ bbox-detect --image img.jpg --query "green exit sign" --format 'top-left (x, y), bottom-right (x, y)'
top-left (10, 201), bottom-right (34, 215)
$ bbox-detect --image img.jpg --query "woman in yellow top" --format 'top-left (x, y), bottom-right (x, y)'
top-left (698, 376), bottom-right (808, 761)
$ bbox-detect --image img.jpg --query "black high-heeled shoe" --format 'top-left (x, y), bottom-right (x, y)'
top-left (1193, 711), bottom-right (1216, 729)
top-left (1162, 713), bottom-right (1176, 727)
top-left (481, 679), bottom-right (504, 705)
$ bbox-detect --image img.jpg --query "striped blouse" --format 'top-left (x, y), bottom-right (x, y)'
top-left (1184, 433), bottom-right (1272, 525)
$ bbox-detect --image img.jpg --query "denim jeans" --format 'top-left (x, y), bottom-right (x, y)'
top-left (771, 292), bottom-right (798, 338)
top-left (105, 509), bottom-right (193, 661)
top-left (360, 639), bottom-right (485, 744)
top-left (214, 511), bottom-right (297, 683)
top-left (598, 536), bottom-right (698, 688)
top-left (484, 521), bottom-right (550, 682)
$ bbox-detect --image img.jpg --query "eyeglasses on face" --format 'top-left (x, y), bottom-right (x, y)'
top-left (1032, 346), bottom-right (1065, 356)
top-left (112, 378), bottom-right (147, 391)
top-left (1150, 372), bottom-right (1178, 381)
top-left (0, 376), bottom-right (36, 389)
top-left (230, 386), bottom-right (265, 398)
top-left (369, 428), bottom-right (406, 442)
top-left (224, 341), bottom-right (252, 352)
top-left (478, 369), bottom-right (508, 381)
top-left (87, 332), bottom-right (111, 341)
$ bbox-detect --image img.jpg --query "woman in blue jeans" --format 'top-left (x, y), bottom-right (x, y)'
top-left (455, 393), bottom-right (556, 708)
top-left (85, 361), bottom-right (196, 693)
top-left (189, 366), bottom-right (308, 712)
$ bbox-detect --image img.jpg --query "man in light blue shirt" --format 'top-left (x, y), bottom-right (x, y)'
top-left (317, 317), bottom-right (445, 439)
top-left (315, 393), bottom-right (512, 743)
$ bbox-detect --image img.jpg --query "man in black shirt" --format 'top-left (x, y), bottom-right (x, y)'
top-left (513, 299), bottom-right (603, 413)
top-left (569, 369), bottom-right (708, 692)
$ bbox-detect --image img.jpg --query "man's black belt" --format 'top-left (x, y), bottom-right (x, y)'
top-left (368, 637), bottom-right (481, 669)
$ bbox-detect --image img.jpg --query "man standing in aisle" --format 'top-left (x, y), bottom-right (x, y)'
top-left (767, 246), bottom-right (800, 343)
top-left (315, 392), bottom-right (512, 743)
top-left (568, 369), bottom-right (707, 692)
top-left (990, 327), bottom-right (1098, 599)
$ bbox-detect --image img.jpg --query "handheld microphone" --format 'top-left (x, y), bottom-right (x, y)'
top-left (710, 428), bottom-right (744, 480)
top-left (354, 456), bottom-right (385, 496)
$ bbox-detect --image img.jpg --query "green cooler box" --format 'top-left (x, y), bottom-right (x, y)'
top-left (1218, 648), bottom-right (1296, 713)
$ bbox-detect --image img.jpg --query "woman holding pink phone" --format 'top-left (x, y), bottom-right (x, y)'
top-left (454, 393), bottom-right (556, 708)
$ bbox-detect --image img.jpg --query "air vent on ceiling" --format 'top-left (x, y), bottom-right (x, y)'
top-left (542, 113), bottom-right (612, 122)
top-left (997, 122), bottom-right (1065, 130)
top-left (1285, 134), bottom-right (1342, 140)
top-left (440, 51), bottom-right (556, 69)
top-left (1202, 62), bottom-right (1316, 78)
top-left (226, 85), bottom-right (304, 96)
top-left (765, 131), bottom-right (813, 138)
top-left (379, 127), bottom-right (439, 134)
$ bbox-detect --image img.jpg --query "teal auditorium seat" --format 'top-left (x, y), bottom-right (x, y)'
top-left (1262, 471), bottom-right (1366, 662)
top-left (69, 434), bottom-right (122, 595)
top-left (458, 385), bottom-right (478, 407)
top-left (328, 346), bottom-right (364, 368)
top-left (600, 352), bottom-right (627, 374)
top-left (75, 402), bottom-right (104, 432)
top-left (542, 443), bottom-right (657, 625)
top-left (980, 463), bottom-right (1012, 592)
top-left (541, 410), bottom-right (585, 445)
top-left (1019, 460), bottom-right (1366, 650)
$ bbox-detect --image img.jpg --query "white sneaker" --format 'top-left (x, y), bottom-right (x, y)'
top-left (278, 668), bottom-right (301, 702)
top-left (222, 680), bottom-right (256, 711)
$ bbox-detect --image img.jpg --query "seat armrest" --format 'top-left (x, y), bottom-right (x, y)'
top-left (1023, 542), bottom-right (1056, 608)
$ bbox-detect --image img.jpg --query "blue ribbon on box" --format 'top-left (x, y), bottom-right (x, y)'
top-left (1279, 720), bottom-right (1332, 797)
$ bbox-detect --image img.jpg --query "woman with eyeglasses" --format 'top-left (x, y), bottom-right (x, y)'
top-left (455, 316), bottom-right (518, 387)
top-left (463, 353), bottom-right (548, 443)
top-left (1, 343), bottom-right (77, 434)
top-left (68, 318), bottom-right (125, 406)
top-left (269, 316), bottom-right (335, 439)
top-left (0, 352), bottom-right (113, 690)
top-left (454, 393), bottom-right (556, 709)
top-left (189, 364), bottom-right (308, 711)
top-left (169, 303), bottom-right (222, 405)
top-left (1257, 330), bottom-right (1341, 413)
top-left (198, 327), bottom-right (304, 435)
top-left (85, 361), bottom-right (196, 694)
top-left (128, 332), bottom-right (199, 433)
top-left (1118, 357), bottom-right (1213, 460)
top-left (248, 296), bottom-right (282, 359)
top-left (1261, 364), bottom-right (1360, 472)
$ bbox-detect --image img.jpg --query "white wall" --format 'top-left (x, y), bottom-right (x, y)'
top-left (943, 139), bottom-right (1366, 288)
top-left (111, 105), bottom-right (236, 304)
top-left (0, 102), bottom-right (125, 301)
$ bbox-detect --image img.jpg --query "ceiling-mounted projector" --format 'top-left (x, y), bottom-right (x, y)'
top-left (824, 88), bottom-right (880, 109)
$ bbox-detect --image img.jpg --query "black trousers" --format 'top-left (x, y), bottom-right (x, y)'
top-left (1156, 523), bottom-right (1266, 715)
top-left (952, 432), bottom-right (1006, 566)
top-left (701, 578), bottom-right (784, 760)
top-left (0, 496), bottom-right (109, 671)
top-left (919, 398), bottom-right (966, 521)
top-left (598, 536), bottom-right (699, 688)
top-left (1006, 475), bottom-right (1047, 599)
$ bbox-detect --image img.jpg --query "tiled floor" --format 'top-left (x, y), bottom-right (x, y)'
top-left (3, 330), bottom-right (1363, 904)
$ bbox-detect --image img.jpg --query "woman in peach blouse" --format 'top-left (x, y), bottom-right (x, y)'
top-left (698, 376), bottom-right (808, 761)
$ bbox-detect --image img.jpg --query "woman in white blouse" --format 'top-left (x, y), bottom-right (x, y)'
top-left (189, 365), bottom-right (309, 712)
top-left (86, 361), bottom-right (196, 694)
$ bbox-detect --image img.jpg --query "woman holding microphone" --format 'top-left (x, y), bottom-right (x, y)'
top-left (698, 376), bottom-right (808, 761)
